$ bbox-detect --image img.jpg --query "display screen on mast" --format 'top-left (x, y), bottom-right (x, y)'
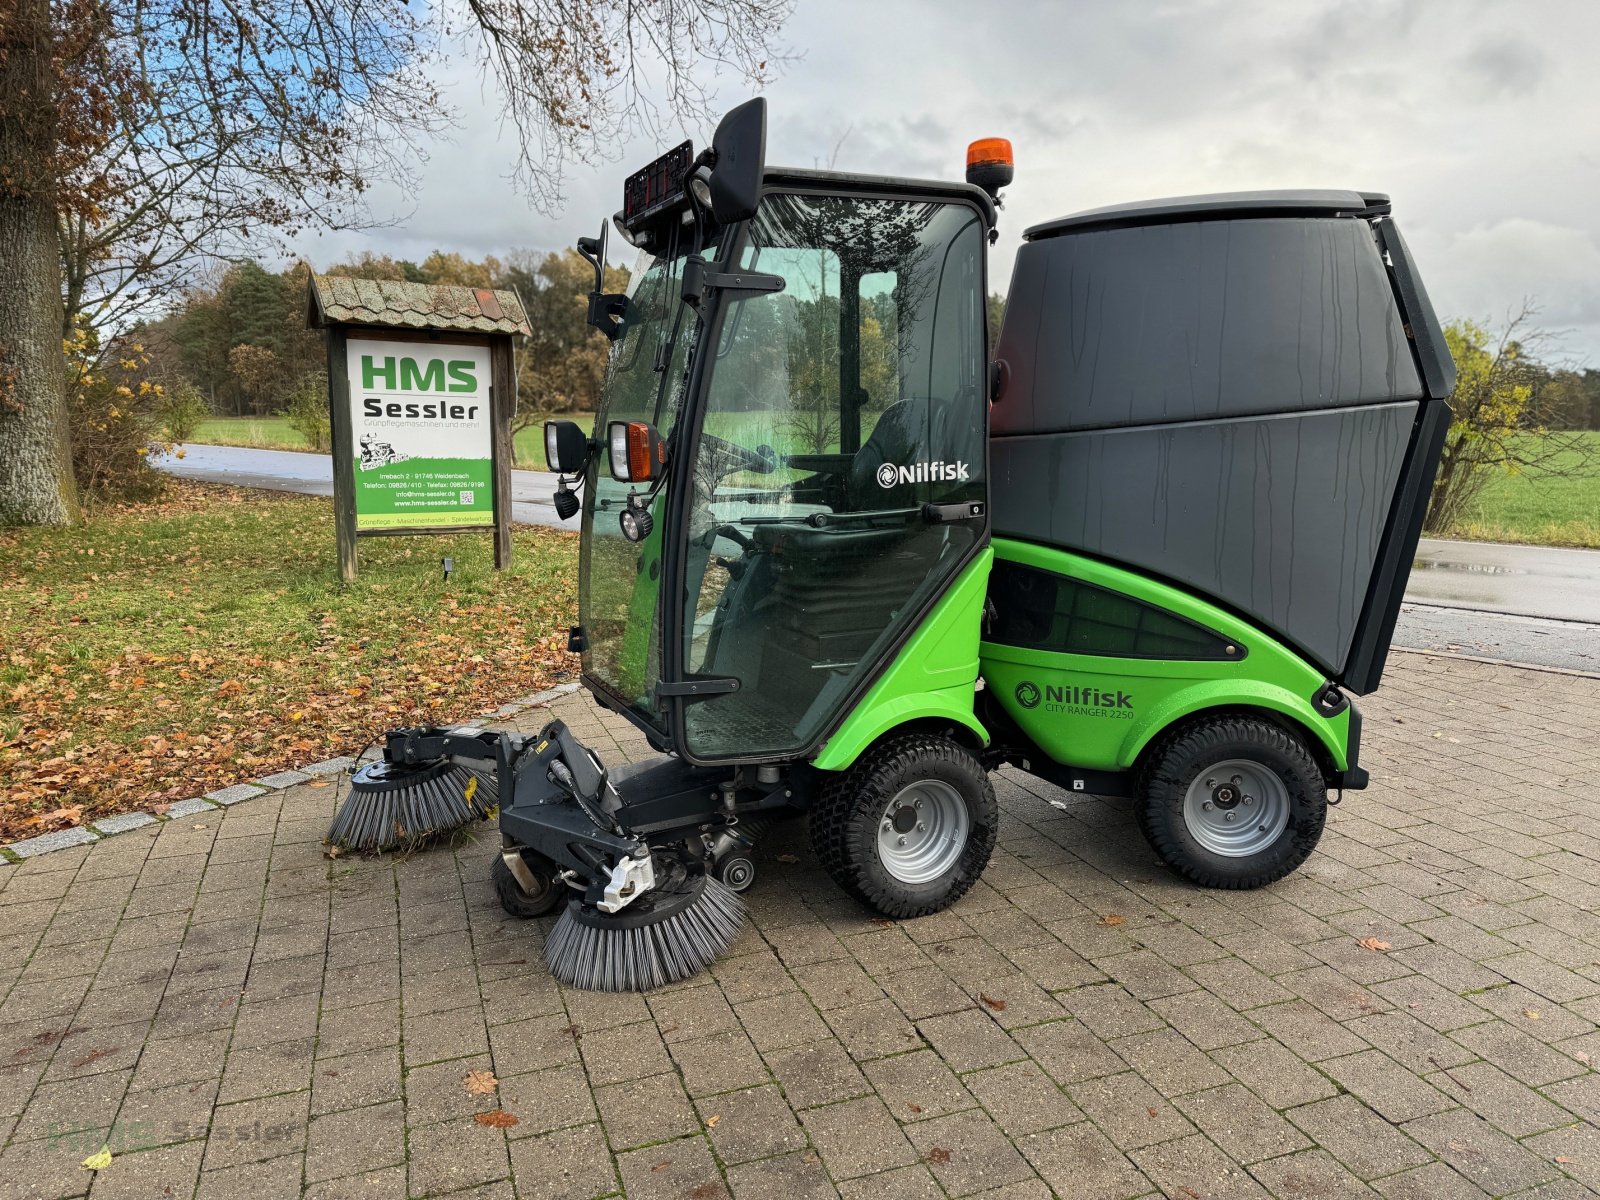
top-left (345, 337), bottom-right (494, 530)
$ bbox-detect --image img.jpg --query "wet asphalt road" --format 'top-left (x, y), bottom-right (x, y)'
top-left (157, 444), bottom-right (1600, 674)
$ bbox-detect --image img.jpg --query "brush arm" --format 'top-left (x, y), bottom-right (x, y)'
top-left (380, 726), bottom-right (518, 768)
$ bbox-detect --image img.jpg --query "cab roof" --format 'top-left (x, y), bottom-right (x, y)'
top-left (1026, 189), bottom-right (1390, 239)
top-left (764, 166), bottom-right (997, 226)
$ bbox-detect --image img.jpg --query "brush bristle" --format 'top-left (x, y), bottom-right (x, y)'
top-left (544, 875), bottom-right (747, 992)
top-left (326, 764), bottom-right (496, 853)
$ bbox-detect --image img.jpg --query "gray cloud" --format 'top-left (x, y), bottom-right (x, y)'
top-left (286, 0), bottom-right (1600, 361)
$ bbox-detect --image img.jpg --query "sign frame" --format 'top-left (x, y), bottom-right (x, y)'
top-left (325, 325), bottom-right (515, 581)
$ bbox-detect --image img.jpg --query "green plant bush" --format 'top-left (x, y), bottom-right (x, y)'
top-left (279, 372), bottom-right (331, 452)
top-left (159, 379), bottom-right (211, 443)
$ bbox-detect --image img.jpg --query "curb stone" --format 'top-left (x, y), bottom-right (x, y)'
top-left (0, 679), bottom-right (582, 862)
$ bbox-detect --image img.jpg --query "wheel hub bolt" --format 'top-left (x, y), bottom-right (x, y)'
top-left (916, 823), bottom-right (925, 832)
top-left (897, 836), bottom-right (906, 846)
top-left (1225, 812), bottom-right (1236, 822)
top-left (1202, 801), bottom-right (1214, 812)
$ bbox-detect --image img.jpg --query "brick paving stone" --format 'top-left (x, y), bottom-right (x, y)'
top-left (825, 998), bottom-right (926, 1061)
top-left (88, 1139), bottom-right (207, 1199)
top-left (1320, 1049), bottom-right (1454, 1123)
top-left (961, 1061), bottom-right (1082, 1137)
top-left (405, 1113), bottom-right (510, 1197)
top-left (1248, 998), bottom-right (1376, 1068)
top-left (1148, 988), bottom-right (1264, 1050)
top-left (304, 1099), bottom-right (404, 1182)
top-left (669, 1029), bottom-right (770, 1097)
top-left (725, 1149), bottom-right (838, 1200)
top-left (800, 1096), bottom-right (920, 1180)
top-left (201, 1090), bottom-right (309, 1172)
top-left (1017, 1121), bottom-right (1150, 1199)
top-left (736, 989), bottom-right (832, 1052)
top-left (1402, 1108), bottom-right (1565, 1196)
top-left (1110, 1027), bottom-right (1232, 1098)
top-left (863, 1048), bottom-right (975, 1123)
top-left (593, 1071), bottom-right (697, 1149)
top-left (1247, 1148), bottom-right (1377, 1199)
top-left (1012, 1018), bottom-right (1125, 1085)
top-left (1068, 1070), bottom-right (1195, 1151)
top-left (505, 1122), bottom-right (617, 1200)
top-left (1284, 1094), bottom-right (1434, 1180)
top-left (906, 1109), bottom-right (1037, 1196)
top-left (1208, 1037), bottom-right (1340, 1109)
top-left (1174, 1082), bottom-right (1311, 1164)
top-left (1129, 1132), bottom-right (1272, 1200)
top-left (1524, 1125), bottom-right (1600, 1195)
top-left (695, 1083), bottom-right (807, 1164)
top-left (764, 1038), bottom-right (872, 1110)
top-left (1425, 1059), bottom-right (1577, 1137)
top-left (616, 1135), bottom-right (727, 1200)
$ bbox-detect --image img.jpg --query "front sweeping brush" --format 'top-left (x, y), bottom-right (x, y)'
top-left (544, 871), bottom-right (747, 992)
top-left (327, 758), bottom-right (497, 853)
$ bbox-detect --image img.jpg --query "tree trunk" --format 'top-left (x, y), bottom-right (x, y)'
top-left (0, 0), bottom-right (76, 526)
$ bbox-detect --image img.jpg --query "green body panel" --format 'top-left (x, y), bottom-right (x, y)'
top-left (980, 539), bottom-right (1350, 772)
top-left (812, 548), bottom-right (994, 772)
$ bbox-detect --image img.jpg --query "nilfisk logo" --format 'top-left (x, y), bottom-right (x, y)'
top-left (876, 460), bottom-right (971, 488)
top-left (1014, 679), bottom-right (1136, 720)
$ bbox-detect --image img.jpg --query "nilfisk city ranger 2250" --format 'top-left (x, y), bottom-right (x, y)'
top-left (348, 98), bottom-right (1455, 991)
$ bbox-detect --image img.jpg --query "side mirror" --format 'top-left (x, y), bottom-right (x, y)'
top-left (608, 420), bottom-right (667, 483)
top-left (544, 420), bottom-right (589, 474)
top-left (708, 98), bottom-right (767, 225)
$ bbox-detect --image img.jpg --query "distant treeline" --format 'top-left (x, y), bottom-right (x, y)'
top-left (137, 249), bottom-right (631, 439)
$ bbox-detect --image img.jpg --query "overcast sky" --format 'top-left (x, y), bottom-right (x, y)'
top-left (290, 0), bottom-right (1600, 363)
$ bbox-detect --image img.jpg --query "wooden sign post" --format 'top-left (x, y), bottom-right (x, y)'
top-left (308, 277), bottom-right (529, 581)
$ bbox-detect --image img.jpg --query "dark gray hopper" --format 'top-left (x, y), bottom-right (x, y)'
top-left (990, 190), bottom-right (1455, 692)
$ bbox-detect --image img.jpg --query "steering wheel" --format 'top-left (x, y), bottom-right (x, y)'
top-left (702, 432), bottom-right (777, 476)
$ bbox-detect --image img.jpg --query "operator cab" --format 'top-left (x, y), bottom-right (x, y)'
top-left (552, 101), bottom-right (995, 767)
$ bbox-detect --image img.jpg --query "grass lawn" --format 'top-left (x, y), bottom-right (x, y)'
top-left (190, 414), bottom-right (595, 466)
top-left (1443, 432), bottom-right (1600, 549)
top-left (0, 481), bottom-right (578, 843)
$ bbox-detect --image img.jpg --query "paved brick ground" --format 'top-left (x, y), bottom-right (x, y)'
top-left (2, 651), bottom-right (1598, 1199)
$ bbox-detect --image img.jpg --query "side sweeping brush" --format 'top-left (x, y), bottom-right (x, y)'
top-left (327, 758), bottom-right (497, 853)
top-left (544, 870), bottom-right (747, 992)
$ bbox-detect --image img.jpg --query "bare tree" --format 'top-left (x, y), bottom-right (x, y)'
top-left (0, 0), bottom-right (792, 525)
top-left (1425, 305), bottom-right (1597, 534)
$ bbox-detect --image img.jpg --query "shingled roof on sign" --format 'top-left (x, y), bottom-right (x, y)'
top-left (307, 273), bottom-right (532, 337)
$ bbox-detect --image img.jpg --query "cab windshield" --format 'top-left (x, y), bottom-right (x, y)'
top-left (579, 230), bottom-right (716, 720)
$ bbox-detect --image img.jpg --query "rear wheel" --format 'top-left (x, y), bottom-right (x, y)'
top-left (1137, 715), bottom-right (1327, 889)
top-left (492, 850), bottom-right (562, 919)
top-left (810, 734), bottom-right (997, 918)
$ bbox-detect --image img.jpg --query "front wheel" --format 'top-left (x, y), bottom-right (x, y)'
top-left (810, 734), bottom-right (997, 919)
top-left (1137, 716), bottom-right (1328, 889)
top-left (492, 849), bottom-right (562, 918)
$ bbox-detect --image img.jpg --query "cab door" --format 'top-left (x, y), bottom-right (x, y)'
top-left (670, 189), bottom-right (990, 763)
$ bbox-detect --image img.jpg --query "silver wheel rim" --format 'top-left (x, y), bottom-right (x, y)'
top-left (876, 780), bottom-right (969, 884)
top-left (1182, 758), bottom-right (1290, 857)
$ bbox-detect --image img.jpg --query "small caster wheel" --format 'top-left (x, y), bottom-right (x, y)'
top-left (717, 855), bottom-right (756, 892)
top-left (493, 849), bottom-right (561, 918)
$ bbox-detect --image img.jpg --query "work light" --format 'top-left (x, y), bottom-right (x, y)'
top-left (619, 505), bottom-right (653, 543)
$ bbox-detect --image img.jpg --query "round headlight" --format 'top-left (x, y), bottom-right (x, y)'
top-left (619, 506), bottom-right (653, 543)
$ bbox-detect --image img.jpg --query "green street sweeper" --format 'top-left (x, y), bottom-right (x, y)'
top-left (343, 98), bottom-right (1455, 991)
